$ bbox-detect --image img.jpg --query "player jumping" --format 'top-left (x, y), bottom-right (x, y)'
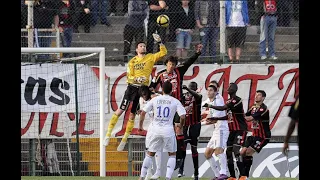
top-left (149, 44), bottom-right (203, 177)
top-left (103, 34), bottom-right (167, 150)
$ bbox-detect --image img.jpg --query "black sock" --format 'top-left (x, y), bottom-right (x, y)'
top-left (226, 148), bottom-right (235, 178)
top-left (179, 158), bottom-right (185, 174)
top-left (192, 152), bottom-right (199, 176)
top-left (179, 149), bottom-right (186, 171)
top-left (243, 156), bottom-right (253, 177)
top-left (228, 157), bottom-right (235, 178)
top-left (236, 155), bottom-right (245, 177)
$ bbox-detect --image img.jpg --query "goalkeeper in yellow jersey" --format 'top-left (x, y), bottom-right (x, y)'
top-left (104, 34), bottom-right (167, 150)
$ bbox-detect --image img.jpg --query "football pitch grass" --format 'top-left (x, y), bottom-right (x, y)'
top-left (21, 177), bottom-right (298, 180)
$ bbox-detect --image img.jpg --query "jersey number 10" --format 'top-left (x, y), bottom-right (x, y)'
top-left (157, 106), bottom-right (170, 118)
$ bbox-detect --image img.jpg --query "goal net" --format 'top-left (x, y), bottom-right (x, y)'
top-left (21, 48), bottom-right (108, 177)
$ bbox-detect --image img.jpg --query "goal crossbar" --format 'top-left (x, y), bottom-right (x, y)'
top-left (21, 47), bottom-right (107, 177)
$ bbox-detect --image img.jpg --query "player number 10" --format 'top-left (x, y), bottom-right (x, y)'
top-left (157, 106), bottom-right (170, 118)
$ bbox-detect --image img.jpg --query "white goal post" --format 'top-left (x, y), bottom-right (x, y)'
top-left (21, 47), bottom-right (107, 177)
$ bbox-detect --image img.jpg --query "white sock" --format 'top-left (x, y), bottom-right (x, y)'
top-left (146, 163), bottom-right (153, 177)
top-left (140, 154), bottom-right (153, 178)
top-left (208, 156), bottom-right (220, 177)
top-left (165, 155), bottom-right (176, 179)
top-left (217, 153), bottom-right (227, 175)
top-left (154, 151), bottom-right (162, 175)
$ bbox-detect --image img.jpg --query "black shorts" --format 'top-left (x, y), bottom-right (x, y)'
top-left (226, 27), bottom-right (247, 48)
top-left (227, 130), bottom-right (247, 147)
top-left (183, 123), bottom-right (201, 146)
top-left (119, 84), bottom-right (140, 114)
top-left (244, 136), bottom-right (269, 153)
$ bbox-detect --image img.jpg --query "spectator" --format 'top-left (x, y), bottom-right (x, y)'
top-left (277, 0), bottom-right (290, 27)
top-left (166, 0), bottom-right (180, 42)
top-left (175, 0), bottom-right (195, 59)
top-left (195, 0), bottom-right (220, 62)
top-left (73, 0), bottom-right (91, 33)
top-left (33, 0), bottom-right (59, 59)
top-left (21, 1), bottom-right (28, 47)
top-left (58, 0), bottom-right (76, 57)
top-left (91, 0), bottom-right (111, 26)
top-left (225, 0), bottom-right (250, 63)
top-left (146, 0), bottom-right (167, 53)
top-left (109, 0), bottom-right (129, 16)
top-left (248, 0), bottom-right (259, 26)
top-left (33, 0), bottom-right (59, 48)
top-left (256, 0), bottom-right (278, 60)
top-left (123, 0), bottom-right (148, 62)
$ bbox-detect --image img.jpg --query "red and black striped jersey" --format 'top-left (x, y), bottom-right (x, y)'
top-left (226, 96), bottom-right (247, 131)
top-left (246, 103), bottom-right (271, 138)
top-left (183, 92), bottom-right (202, 126)
top-left (150, 52), bottom-right (201, 101)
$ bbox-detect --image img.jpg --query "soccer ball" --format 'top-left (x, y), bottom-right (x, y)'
top-left (156, 14), bottom-right (170, 27)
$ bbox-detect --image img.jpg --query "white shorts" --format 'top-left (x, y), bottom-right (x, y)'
top-left (207, 129), bottom-right (229, 149)
top-left (145, 131), bottom-right (152, 149)
top-left (147, 134), bottom-right (177, 153)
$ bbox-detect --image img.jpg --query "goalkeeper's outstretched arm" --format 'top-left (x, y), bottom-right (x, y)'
top-left (152, 34), bottom-right (167, 62)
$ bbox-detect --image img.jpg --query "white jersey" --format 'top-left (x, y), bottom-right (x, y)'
top-left (202, 97), bottom-right (229, 131)
top-left (143, 94), bottom-right (186, 137)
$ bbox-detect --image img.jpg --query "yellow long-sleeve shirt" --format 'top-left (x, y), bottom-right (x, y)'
top-left (127, 44), bottom-right (167, 86)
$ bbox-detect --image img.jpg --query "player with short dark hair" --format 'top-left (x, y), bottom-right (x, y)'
top-left (138, 81), bottom-right (186, 180)
top-left (241, 90), bottom-right (270, 180)
top-left (202, 84), bottom-right (229, 180)
top-left (149, 44), bottom-right (203, 176)
top-left (204, 83), bottom-right (247, 180)
top-left (177, 81), bottom-right (203, 180)
top-left (104, 35), bottom-right (167, 151)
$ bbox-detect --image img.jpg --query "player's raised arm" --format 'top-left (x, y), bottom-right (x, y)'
top-left (177, 44), bottom-right (202, 74)
top-left (182, 85), bottom-right (202, 101)
top-left (151, 34), bottom-right (168, 62)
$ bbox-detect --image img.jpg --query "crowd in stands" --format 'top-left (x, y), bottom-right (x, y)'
top-left (21, 0), bottom-right (299, 61)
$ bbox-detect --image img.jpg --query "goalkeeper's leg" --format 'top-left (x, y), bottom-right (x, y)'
top-left (103, 109), bottom-right (123, 146)
top-left (104, 89), bottom-right (131, 146)
top-left (117, 93), bottom-right (140, 151)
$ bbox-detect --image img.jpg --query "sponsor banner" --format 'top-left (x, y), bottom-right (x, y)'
top-left (158, 143), bottom-right (299, 178)
top-left (21, 64), bottom-right (106, 113)
top-left (21, 64), bottom-right (299, 138)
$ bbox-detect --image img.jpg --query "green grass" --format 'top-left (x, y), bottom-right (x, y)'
top-left (21, 177), bottom-right (298, 180)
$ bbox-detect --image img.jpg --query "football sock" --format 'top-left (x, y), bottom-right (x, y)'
top-left (121, 119), bottom-right (134, 143)
top-left (140, 154), bottom-right (153, 178)
top-left (166, 155), bottom-right (176, 179)
top-left (106, 114), bottom-right (119, 137)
